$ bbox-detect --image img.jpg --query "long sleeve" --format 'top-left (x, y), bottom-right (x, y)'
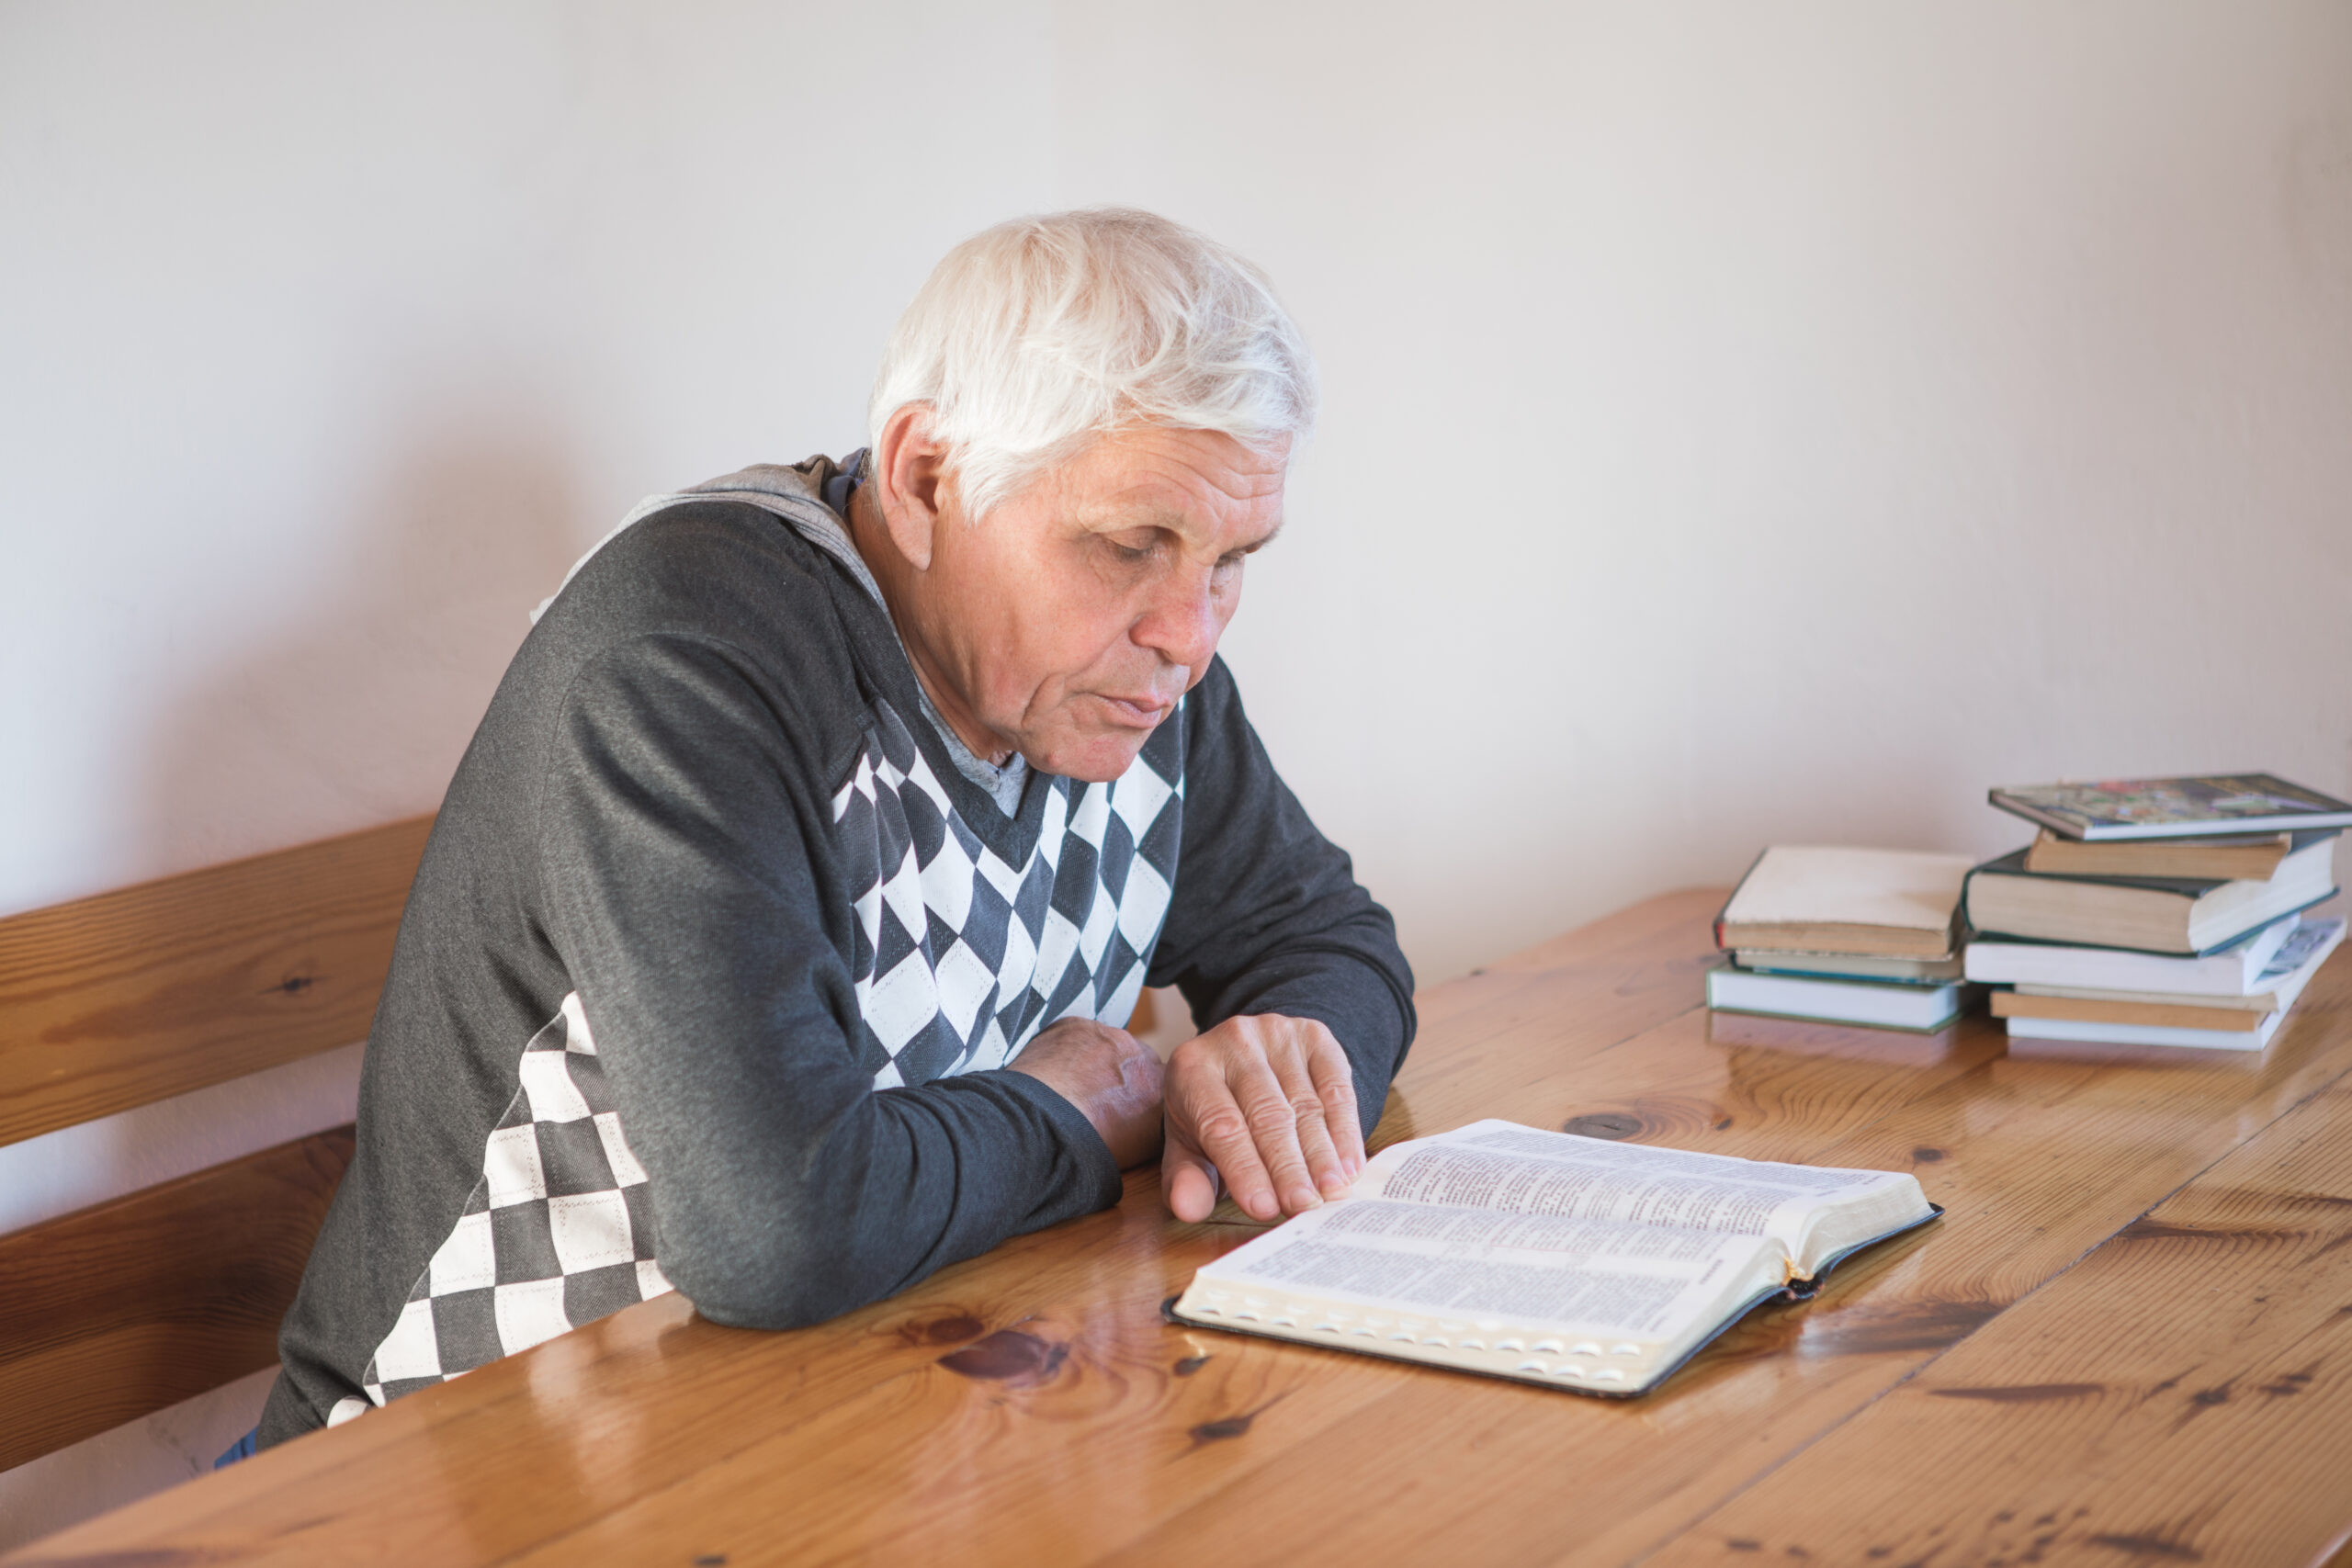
top-left (537, 632), bottom-right (1119, 1331)
top-left (1147, 659), bottom-right (1418, 1133)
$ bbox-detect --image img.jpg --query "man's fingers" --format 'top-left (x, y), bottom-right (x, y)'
top-left (1275, 1055), bottom-right (1351, 1201)
top-left (1305, 1032), bottom-right (1365, 1179)
top-left (1233, 1053), bottom-right (1325, 1216)
top-left (1185, 1078), bottom-right (1280, 1222)
top-left (1269, 1025), bottom-right (1358, 1199)
top-left (1161, 1128), bottom-right (1221, 1224)
top-left (1164, 1015), bottom-right (1368, 1222)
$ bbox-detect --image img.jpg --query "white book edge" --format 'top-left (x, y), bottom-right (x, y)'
top-left (1707, 968), bottom-right (1964, 1030)
top-left (1964, 914), bottom-right (2300, 994)
top-left (2014, 919), bottom-right (2345, 1013)
top-left (2004, 1013), bottom-right (2283, 1051)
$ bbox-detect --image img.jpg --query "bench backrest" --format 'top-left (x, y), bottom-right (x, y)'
top-left (0, 817), bottom-right (432, 1470)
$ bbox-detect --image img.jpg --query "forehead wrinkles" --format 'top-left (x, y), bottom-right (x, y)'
top-left (1080, 460), bottom-right (1285, 548)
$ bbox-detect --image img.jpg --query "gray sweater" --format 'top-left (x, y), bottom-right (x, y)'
top-left (260, 455), bottom-right (1415, 1443)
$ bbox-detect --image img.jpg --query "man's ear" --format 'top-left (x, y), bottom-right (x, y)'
top-left (869, 404), bottom-right (952, 571)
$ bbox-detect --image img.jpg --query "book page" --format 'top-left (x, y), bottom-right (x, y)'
top-left (1193, 1197), bottom-right (1782, 1346)
top-left (1351, 1121), bottom-right (1927, 1275)
top-left (1180, 1123), bottom-right (1936, 1392)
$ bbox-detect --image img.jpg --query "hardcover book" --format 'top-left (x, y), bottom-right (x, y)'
top-left (1992, 918), bottom-right (2343, 1038)
top-left (2004, 1012), bottom-right (2289, 1053)
top-left (1707, 965), bottom-right (1970, 1032)
top-left (1714, 847), bottom-right (1973, 960)
top-left (1962, 840), bottom-right (2336, 955)
top-left (2020, 828), bottom-right (2329, 882)
top-left (2012, 917), bottom-right (2344, 1012)
top-left (1732, 949), bottom-right (1966, 984)
top-left (1965, 914), bottom-right (2299, 994)
top-left (1993, 991), bottom-right (2268, 1032)
top-left (1170, 1121), bottom-right (1938, 1398)
top-left (1988, 774), bottom-right (2352, 842)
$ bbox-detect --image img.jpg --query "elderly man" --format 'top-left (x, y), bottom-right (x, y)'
top-left (260, 208), bottom-right (1414, 1444)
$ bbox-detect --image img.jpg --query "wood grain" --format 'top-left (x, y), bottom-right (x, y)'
top-left (0, 1126), bottom-right (354, 1471)
top-left (0, 892), bottom-right (1726, 1566)
top-left (12, 890), bottom-right (2352, 1567)
top-left (1653, 1074), bottom-right (2352, 1566)
top-left (0, 815), bottom-right (431, 1146)
top-left (1095, 954), bottom-right (2352, 1568)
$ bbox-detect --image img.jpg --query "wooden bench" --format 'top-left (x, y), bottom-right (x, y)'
top-left (0, 818), bottom-right (432, 1472)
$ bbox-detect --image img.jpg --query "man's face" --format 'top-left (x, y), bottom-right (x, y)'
top-left (904, 425), bottom-right (1286, 783)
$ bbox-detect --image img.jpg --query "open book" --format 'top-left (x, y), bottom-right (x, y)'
top-left (1169, 1120), bottom-right (1939, 1396)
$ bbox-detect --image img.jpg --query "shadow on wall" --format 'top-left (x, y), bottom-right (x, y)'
top-left (141, 420), bottom-right (587, 877)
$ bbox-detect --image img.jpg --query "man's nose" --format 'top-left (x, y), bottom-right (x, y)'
top-left (1133, 566), bottom-right (1222, 673)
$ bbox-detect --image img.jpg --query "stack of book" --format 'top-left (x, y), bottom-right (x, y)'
top-left (1707, 846), bottom-right (1978, 1031)
top-left (1964, 773), bottom-right (2352, 1051)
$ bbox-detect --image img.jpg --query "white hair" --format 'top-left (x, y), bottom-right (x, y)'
top-left (865, 208), bottom-right (1318, 520)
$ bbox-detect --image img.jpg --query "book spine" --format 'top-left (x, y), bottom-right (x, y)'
top-left (1988, 791), bottom-right (2086, 840)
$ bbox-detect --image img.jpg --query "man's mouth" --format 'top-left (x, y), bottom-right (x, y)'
top-left (1092, 693), bottom-right (1174, 728)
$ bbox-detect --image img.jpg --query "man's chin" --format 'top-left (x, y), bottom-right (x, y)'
top-left (1028, 728), bottom-right (1155, 784)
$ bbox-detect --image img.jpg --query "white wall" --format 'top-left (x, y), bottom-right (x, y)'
top-left (9, 2), bottom-right (2348, 983)
top-left (4, 0), bottom-right (2347, 1540)
top-left (1083, 0), bottom-right (2352, 979)
top-left (1, 0), bottom-right (1059, 912)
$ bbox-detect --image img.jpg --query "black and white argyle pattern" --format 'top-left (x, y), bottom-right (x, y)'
top-left (346, 698), bottom-right (1186, 1418)
top-left (835, 699), bottom-right (1185, 1089)
top-left (343, 994), bottom-right (667, 1419)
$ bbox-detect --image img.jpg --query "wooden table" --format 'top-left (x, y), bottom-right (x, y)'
top-left (15, 889), bottom-right (2352, 1567)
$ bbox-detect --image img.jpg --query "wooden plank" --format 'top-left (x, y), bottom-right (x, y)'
top-left (16, 898), bottom-right (2352, 1568)
top-left (0, 889), bottom-right (1730, 1566)
top-left (0, 1126), bottom-right (355, 1470)
top-left (0, 815), bottom-right (432, 1145)
top-left (1650, 1073), bottom-right (2352, 1566)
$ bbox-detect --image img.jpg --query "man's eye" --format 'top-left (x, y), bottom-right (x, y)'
top-left (1107, 536), bottom-right (1159, 563)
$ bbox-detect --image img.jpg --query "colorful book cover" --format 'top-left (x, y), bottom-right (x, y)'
top-left (1989, 774), bottom-right (2352, 841)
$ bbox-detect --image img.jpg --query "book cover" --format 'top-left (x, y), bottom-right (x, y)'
top-left (2021, 828), bottom-right (2333, 881)
top-left (1971, 846), bottom-right (2227, 898)
top-left (1988, 773), bottom-right (2352, 841)
top-left (1707, 965), bottom-right (1970, 1032)
top-left (2004, 1012), bottom-right (2286, 1053)
top-left (2004, 917), bottom-right (2345, 1020)
top-left (1963, 843), bottom-right (2337, 956)
top-left (1963, 912), bottom-right (2300, 992)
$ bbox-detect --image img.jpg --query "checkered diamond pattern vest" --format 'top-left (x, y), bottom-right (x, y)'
top-left (339, 698), bottom-right (1186, 1418)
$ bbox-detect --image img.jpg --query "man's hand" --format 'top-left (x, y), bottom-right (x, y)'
top-left (1161, 1014), bottom-right (1364, 1224)
top-left (1008, 1017), bottom-right (1166, 1168)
